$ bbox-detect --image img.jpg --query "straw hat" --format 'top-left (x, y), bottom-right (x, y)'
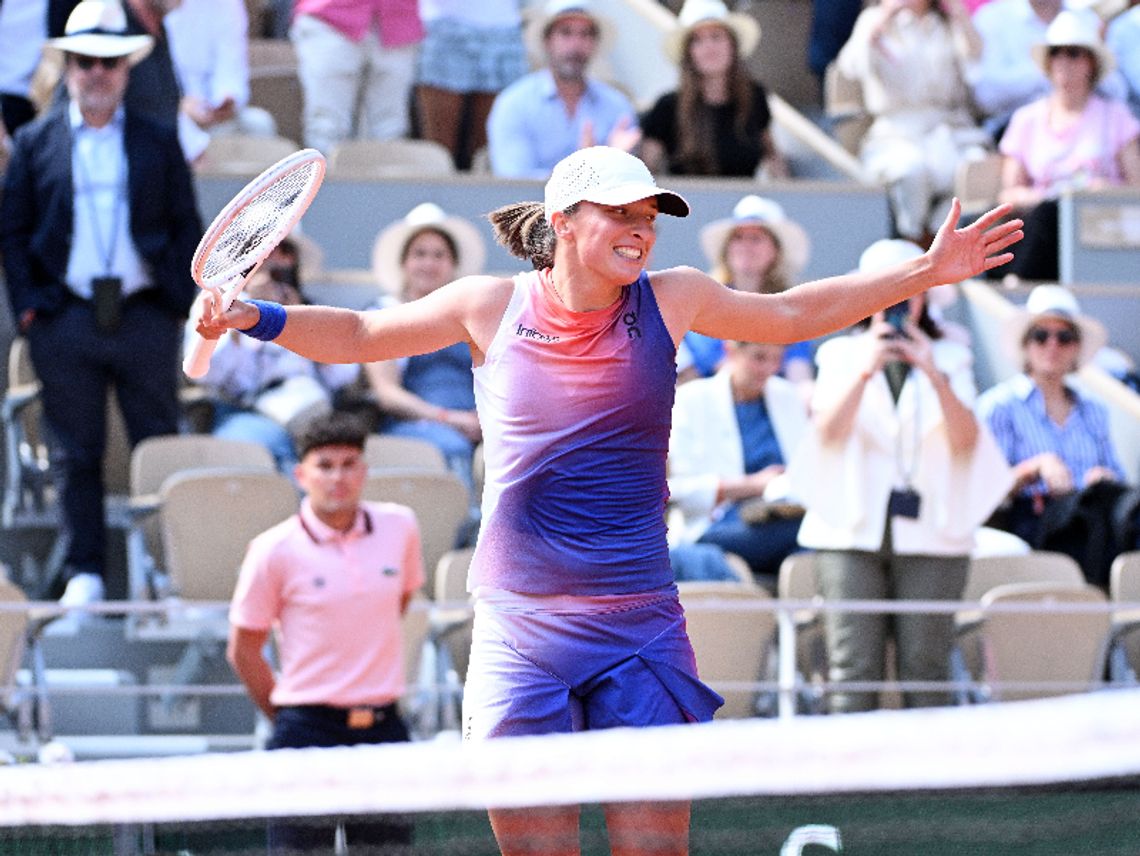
top-left (371, 203), bottom-right (487, 294)
top-left (1030, 9), bottom-right (1115, 87)
top-left (699, 196), bottom-right (809, 279)
top-left (1002, 284), bottom-right (1107, 369)
top-left (45, 0), bottom-right (153, 66)
top-left (523, 0), bottom-right (615, 64)
top-left (664, 0), bottom-right (761, 65)
top-left (545, 146), bottom-right (690, 221)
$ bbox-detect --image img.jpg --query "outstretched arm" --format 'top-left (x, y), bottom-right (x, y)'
top-left (196, 274), bottom-right (513, 365)
top-left (663, 200), bottom-right (1021, 345)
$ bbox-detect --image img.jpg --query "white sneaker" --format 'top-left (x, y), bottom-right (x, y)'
top-left (59, 573), bottom-right (105, 607)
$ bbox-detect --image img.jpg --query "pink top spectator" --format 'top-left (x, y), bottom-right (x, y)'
top-left (229, 499), bottom-right (424, 708)
top-left (291, 0), bottom-right (424, 45)
top-left (1000, 95), bottom-right (1140, 195)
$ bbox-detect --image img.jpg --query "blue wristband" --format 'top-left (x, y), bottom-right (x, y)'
top-left (241, 299), bottom-right (287, 342)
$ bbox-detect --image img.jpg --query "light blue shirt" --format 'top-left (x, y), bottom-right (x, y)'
top-left (1107, 7), bottom-right (1140, 119)
top-left (66, 101), bottom-right (150, 298)
top-left (977, 373), bottom-right (1124, 498)
top-left (486, 69), bottom-right (638, 179)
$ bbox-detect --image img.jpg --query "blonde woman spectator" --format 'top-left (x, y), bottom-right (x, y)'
top-left (641, 0), bottom-right (787, 178)
top-left (994, 11), bottom-right (1140, 281)
top-left (837, 0), bottom-right (991, 244)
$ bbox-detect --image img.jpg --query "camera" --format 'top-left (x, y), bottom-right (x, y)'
top-left (884, 302), bottom-right (909, 336)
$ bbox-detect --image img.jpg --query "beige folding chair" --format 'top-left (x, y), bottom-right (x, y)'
top-left (678, 582), bottom-right (777, 719)
top-left (159, 469), bottom-right (298, 603)
top-left (0, 577), bottom-right (32, 738)
top-left (1108, 551), bottom-right (1140, 682)
top-left (195, 134), bottom-right (300, 177)
top-left (976, 582), bottom-right (1110, 702)
top-left (953, 152), bottom-right (1003, 217)
top-left (126, 436), bottom-right (277, 599)
top-left (327, 138), bottom-right (456, 179)
top-left (774, 553), bottom-right (828, 713)
top-left (363, 435), bottom-right (448, 472)
top-left (246, 38), bottom-right (303, 146)
top-left (953, 551), bottom-right (1088, 695)
top-left (822, 62), bottom-right (870, 156)
top-left (362, 470), bottom-right (469, 597)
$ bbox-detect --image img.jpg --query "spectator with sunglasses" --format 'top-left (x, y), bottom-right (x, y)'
top-left (977, 286), bottom-right (1136, 586)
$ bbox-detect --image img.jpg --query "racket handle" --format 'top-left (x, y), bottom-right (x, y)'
top-left (183, 333), bottom-right (219, 379)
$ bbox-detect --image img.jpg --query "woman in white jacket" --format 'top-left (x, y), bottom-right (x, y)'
top-left (668, 340), bottom-right (809, 589)
top-left (789, 240), bottom-right (1011, 713)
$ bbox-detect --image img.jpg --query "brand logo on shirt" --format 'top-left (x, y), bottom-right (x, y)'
top-left (623, 312), bottom-right (641, 340)
top-left (313, 577), bottom-right (326, 588)
top-left (515, 323), bottom-right (560, 343)
top-left (381, 566), bottom-right (398, 576)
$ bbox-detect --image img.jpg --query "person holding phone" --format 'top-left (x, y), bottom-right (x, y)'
top-left (788, 238), bottom-right (1013, 713)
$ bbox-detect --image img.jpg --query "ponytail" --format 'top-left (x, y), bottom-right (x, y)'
top-left (487, 201), bottom-right (557, 270)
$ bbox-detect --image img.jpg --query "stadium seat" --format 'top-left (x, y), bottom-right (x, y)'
top-left (363, 434), bottom-right (448, 473)
top-left (775, 553), bottom-right (828, 714)
top-left (327, 138), bottom-right (456, 179)
top-left (975, 581), bottom-right (1110, 702)
top-left (362, 470), bottom-right (469, 597)
top-left (195, 133), bottom-right (300, 176)
top-left (678, 581), bottom-right (777, 718)
top-left (1108, 551), bottom-right (1140, 682)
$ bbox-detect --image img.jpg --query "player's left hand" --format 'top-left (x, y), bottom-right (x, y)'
top-left (927, 198), bottom-right (1023, 284)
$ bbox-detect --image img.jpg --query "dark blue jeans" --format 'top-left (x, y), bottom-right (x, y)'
top-left (266, 704), bottom-right (413, 853)
top-left (697, 506), bottom-right (804, 590)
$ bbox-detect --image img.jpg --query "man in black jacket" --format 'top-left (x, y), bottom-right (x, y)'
top-left (0, 0), bottom-right (202, 605)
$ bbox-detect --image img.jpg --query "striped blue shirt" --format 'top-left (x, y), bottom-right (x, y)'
top-left (977, 374), bottom-right (1123, 497)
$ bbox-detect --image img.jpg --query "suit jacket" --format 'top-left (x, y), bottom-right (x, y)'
top-left (0, 102), bottom-right (202, 321)
top-left (667, 371), bottom-right (810, 546)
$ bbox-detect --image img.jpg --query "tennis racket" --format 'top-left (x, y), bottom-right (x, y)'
top-left (182, 148), bottom-right (326, 379)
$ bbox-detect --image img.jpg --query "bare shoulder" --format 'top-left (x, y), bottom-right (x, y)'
top-left (648, 266), bottom-right (725, 340)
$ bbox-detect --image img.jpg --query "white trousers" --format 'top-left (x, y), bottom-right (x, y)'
top-left (290, 13), bottom-right (416, 153)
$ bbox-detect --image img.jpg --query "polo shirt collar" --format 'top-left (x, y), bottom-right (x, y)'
top-left (298, 497), bottom-right (372, 545)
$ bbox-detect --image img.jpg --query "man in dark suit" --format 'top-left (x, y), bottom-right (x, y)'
top-left (0, 0), bottom-right (202, 605)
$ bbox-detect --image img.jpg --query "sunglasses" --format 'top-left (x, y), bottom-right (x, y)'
top-left (72, 54), bottom-right (124, 71)
top-left (1027, 327), bottom-right (1080, 346)
top-left (1048, 46), bottom-right (1090, 60)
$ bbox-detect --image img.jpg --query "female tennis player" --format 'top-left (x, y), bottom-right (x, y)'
top-left (197, 145), bottom-right (1021, 856)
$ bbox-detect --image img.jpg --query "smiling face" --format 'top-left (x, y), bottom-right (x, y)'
top-left (553, 197), bottom-right (659, 283)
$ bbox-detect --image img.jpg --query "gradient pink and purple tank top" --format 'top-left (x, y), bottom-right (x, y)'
top-left (469, 269), bottom-right (677, 596)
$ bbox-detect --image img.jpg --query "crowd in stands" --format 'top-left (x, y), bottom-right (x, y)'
top-left (0, 0), bottom-right (1138, 720)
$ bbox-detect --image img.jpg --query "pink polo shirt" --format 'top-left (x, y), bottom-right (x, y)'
top-left (292, 0), bottom-right (424, 46)
top-left (229, 499), bottom-right (424, 708)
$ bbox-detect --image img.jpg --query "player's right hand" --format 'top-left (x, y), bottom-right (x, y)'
top-left (195, 290), bottom-right (260, 339)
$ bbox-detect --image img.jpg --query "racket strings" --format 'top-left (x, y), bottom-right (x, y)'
top-left (199, 161), bottom-right (322, 287)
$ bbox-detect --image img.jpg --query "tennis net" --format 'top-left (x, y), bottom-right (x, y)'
top-left (1, 688), bottom-right (1138, 855)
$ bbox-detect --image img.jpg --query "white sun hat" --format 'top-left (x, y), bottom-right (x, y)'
top-left (664, 0), bottom-right (761, 65)
top-left (857, 238), bottom-right (925, 273)
top-left (544, 146), bottom-right (690, 222)
top-left (45, 0), bottom-right (153, 65)
top-left (523, 0), bottom-right (615, 64)
top-left (699, 195), bottom-right (811, 280)
top-left (371, 203), bottom-right (487, 294)
top-left (1030, 9), bottom-right (1115, 87)
top-left (1002, 284), bottom-right (1108, 369)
